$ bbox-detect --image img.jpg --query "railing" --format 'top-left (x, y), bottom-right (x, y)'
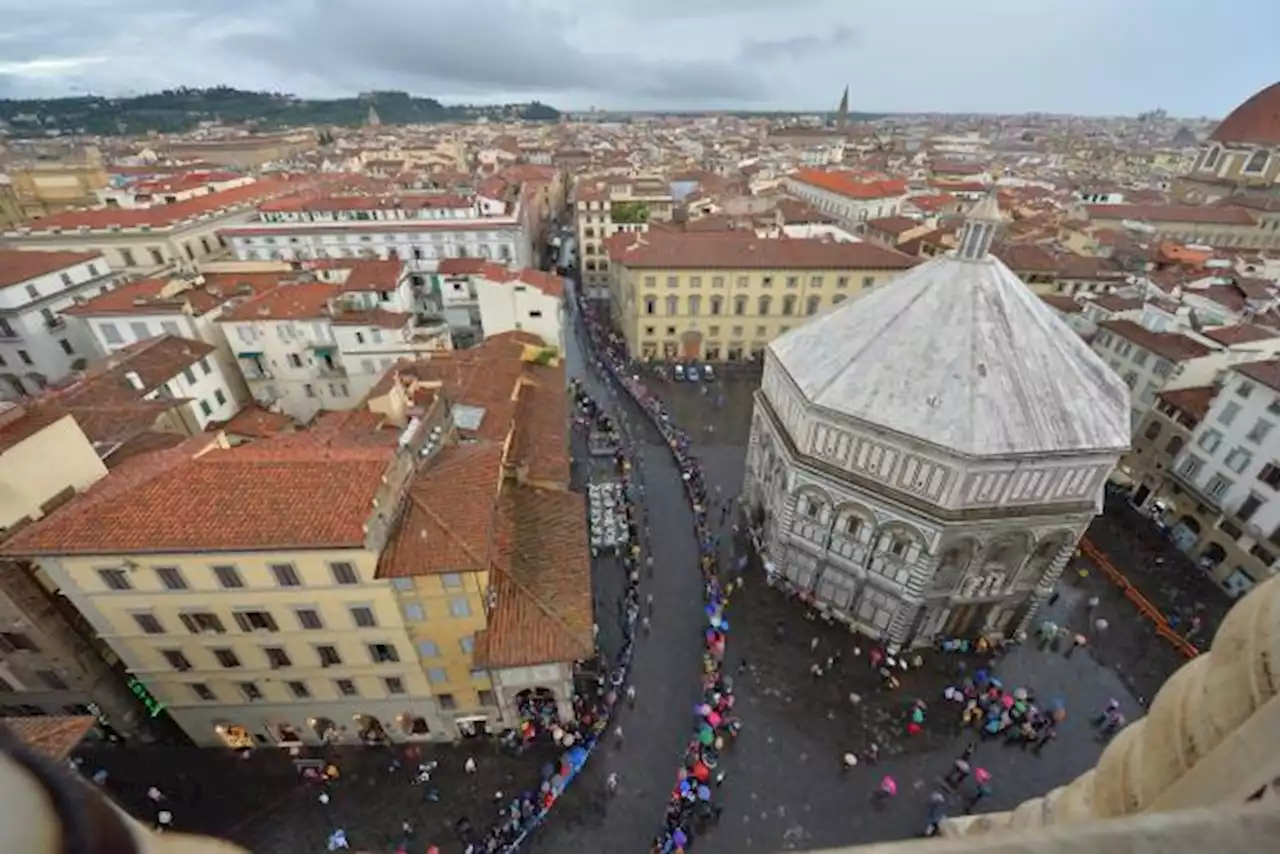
top-left (1078, 537), bottom-right (1200, 658)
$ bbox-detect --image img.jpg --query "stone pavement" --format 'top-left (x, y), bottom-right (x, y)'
top-left (524, 286), bottom-right (710, 851)
top-left (643, 375), bottom-right (1149, 851)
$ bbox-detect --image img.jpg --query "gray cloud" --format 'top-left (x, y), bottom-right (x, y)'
top-left (0, 0), bottom-right (1274, 115)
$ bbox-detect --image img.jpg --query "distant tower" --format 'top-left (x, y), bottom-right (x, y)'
top-left (366, 105), bottom-right (382, 128)
top-left (835, 85), bottom-right (850, 128)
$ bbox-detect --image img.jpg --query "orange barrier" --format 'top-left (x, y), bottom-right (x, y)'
top-left (1079, 538), bottom-right (1201, 659)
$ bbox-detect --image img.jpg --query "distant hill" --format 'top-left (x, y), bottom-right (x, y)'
top-left (0, 87), bottom-right (561, 137)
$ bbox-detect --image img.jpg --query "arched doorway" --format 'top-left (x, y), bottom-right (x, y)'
top-left (397, 713), bottom-right (430, 737)
top-left (215, 723), bottom-right (255, 749)
top-left (1015, 533), bottom-right (1072, 590)
top-left (930, 538), bottom-right (979, 594)
top-left (354, 714), bottom-right (389, 745)
top-left (309, 716), bottom-right (340, 743)
top-left (1171, 515), bottom-right (1202, 553)
top-left (515, 687), bottom-right (558, 728)
top-left (680, 328), bottom-right (703, 360)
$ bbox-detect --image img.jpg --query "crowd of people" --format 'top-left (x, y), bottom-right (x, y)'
top-left (569, 291), bottom-right (743, 854)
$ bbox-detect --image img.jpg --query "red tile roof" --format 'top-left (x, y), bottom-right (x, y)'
top-left (474, 483), bottom-right (593, 668)
top-left (63, 272), bottom-right (284, 317)
top-left (0, 249), bottom-right (101, 288)
top-left (340, 259), bottom-right (404, 293)
top-left (1099, 319), bottom-right (1214, 362)
top-left (1210, 82), bottom-right (1280, 146)
top-left (791, 169), bottom-right (907, 200)
top-left (1085, 204), bottom-right (1256, 226)
top-left (213, 405), bottom-right (297, 439)
top-left (1201, 324), bottom-right (1280, 346)
top-left (2, 430), bottom-right (393, 555)
top-left (219, 282), bottom-right (340, 323)
top-left (865, 215), bottom-right (921, 236)
top-left (1156, 386), bottom-right (1216, 421)
top-left (0, 716), bottom-right (96, 760)
top-left (1236, 359), bottom-right (1280, 394)
top-left (607, 231), bottom-right (916, 271)
top-left (13, 178), bottom-right (314, 232)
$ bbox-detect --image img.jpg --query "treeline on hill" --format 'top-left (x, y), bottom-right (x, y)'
top-left (0, 87), bottom-right (561, 136)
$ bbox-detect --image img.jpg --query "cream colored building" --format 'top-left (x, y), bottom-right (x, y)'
top-left (0, 178), bottom-right (315, 276)
top-left (0, 403), bottom-right (152, 736)
top-left (606, 229), bottom-right (917, 361)
top-left (7, 147), bottom-right (108, 219)
top-left (574, 178), bottom-right (675, 294)
top-left (1, 332), bottom-right (591, 748)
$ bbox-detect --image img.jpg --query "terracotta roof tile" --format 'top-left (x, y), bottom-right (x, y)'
top-left (607, 230), bottom-right (916, 271)
top-left (1099, 319), bottom-right (1214, 362)
top-left (376, 443), bottom-right (504, 578)
top-left (212, 405), bottom-right (298, 439)
top-left (0, 250), bottom-right (101, 288)
top-left (2, 431), bottom-right (391, 555)
top-left (1210, 82), bottom-right (1280, 146)
top-left (219, 282), bottom-right (340, 323)
top-left (865, 215), bottom-right (921, 236)
top-left (509, 372), bottom-right (570, 484)
top-left (473, 484), bottom-right (593, 669)
top-left (1085, 204), bottom-right (1256, 226)
top-left (0, 716), bottom-right (96, 760)
top-left (1201, 324), bottom-right (1280, 346)
top-left (13, 178), bottom-right (314, 232)
top-left (1236, 359), bottom-right (1280, 394)
top-left (791, 169), bottom-right (907, 200)
top-left (1156, 386), bottom-right (1216, 421)
top-left (339, 259), bottom-right (404, 293)
top-left (49, 335), bottom-right (214, 407)
top-left (65, 272), bottom-right (285, 317)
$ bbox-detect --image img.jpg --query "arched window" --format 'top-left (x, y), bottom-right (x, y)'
top-left (665, 295), bottom-right (679, 315)
top-left (758, 295), bottom-right (771, 315)
top-left (1144, 420), bottom-right (1162, 441)
top-left (1165, 435), bottom-right (1185, 456)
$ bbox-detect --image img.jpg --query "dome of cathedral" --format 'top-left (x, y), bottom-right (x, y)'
top-left (1209, 81), bottom-right (1280, 146)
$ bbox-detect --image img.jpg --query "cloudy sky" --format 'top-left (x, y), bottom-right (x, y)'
top-left (0, 0), bottom-right (1275, 116)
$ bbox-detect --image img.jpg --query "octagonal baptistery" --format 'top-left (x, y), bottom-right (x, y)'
top-left (743, 197), bottom-right (1131, 647)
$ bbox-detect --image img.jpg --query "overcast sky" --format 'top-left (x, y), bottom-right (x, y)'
top-left (0, 0), bottom-right (1275, 116)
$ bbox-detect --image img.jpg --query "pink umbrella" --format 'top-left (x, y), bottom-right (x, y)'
top-left (706, 711), bottom-right (722, 727)
top-left (879, 776), bottom-right (897, 795)
top-left (974, 767), bottom-right (991, 784)
top-left (1001, 694), bottom-right (1015, 709)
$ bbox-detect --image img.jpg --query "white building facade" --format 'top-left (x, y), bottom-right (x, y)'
top-left (474, 270), bottom-right (565, 351)
top-left (743, 199), bottom-right (1131, 647)
top-left (1169, 361), bottom-right (1280, 596)
top-left (220, 195), bottom-right (534, 273)
top-left (0, 250), bottom-right (115, 399)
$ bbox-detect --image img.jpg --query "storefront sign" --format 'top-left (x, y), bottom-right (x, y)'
top-left (126, 676), bottom-right (165, 718)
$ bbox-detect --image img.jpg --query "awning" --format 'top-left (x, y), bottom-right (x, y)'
top-left (309, 344), bottom-right (336, 355)
top-left (236, 351), bottom-right (264, 359)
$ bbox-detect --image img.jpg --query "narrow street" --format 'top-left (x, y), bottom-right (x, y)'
top-left (526, 286), bottom-right (709, 851)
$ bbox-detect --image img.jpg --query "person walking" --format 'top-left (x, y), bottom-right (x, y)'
top-left (944, 757), bottom-right (972, 789)
top-left (626, 684), bottom-right (637, 709)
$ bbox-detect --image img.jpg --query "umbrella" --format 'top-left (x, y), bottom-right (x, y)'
top-left (698, 726), bottom-right (715, 745)
top-left (706, 711), bottom-right (722, 727)
top-left (679, 779), bottom-right (692, 795)
top-left (974, 767), bottom-right (991, 784)
top-left (696, 704), bottom-right (711, 717)
top-left (989, 677), bottom-right (1003, 689)
top-left (673, 829), bottom-right (688, 848)
top-left (697, 785), bottom-right (711, 800)
top-left (1014, 688), bottom-right (1028, 701)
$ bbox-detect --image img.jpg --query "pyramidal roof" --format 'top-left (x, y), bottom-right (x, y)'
top-left (768, 225), bottom-right (1131, 458)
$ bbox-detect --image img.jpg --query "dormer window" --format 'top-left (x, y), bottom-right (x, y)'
top-left (1201, 145), bottom-right (1222, 172)
top-left (1243, 149), bottom-right (1270, 175)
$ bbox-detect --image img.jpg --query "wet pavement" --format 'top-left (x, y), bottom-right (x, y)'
top-left (523, 285), bottom-right (710, 851)
top-left (639, 374), bottom-right (1173, 851)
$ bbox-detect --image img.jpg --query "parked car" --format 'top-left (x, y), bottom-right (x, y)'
top-left (702, 364), bottom-right (716, 381)
top-left (686, 364), bottom-right (701, 382)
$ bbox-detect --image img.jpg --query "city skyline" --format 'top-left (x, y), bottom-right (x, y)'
top-left (0, 0), bottom-right (1275, 117)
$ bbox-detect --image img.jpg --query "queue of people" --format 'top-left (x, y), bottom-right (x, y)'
top-left (570, 288), bottom-right (742, 854)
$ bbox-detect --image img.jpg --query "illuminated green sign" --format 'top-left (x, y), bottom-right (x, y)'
top-left (126, 676), bottom-right (166, 718)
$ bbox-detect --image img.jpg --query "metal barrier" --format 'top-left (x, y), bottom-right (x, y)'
top-left (1078, 538), bottom-right (1200, 659)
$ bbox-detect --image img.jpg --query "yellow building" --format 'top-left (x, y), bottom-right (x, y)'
top-left (574, 177), bottom-right (675, 290)
top-left (605, 229), bottom-right (917, 361)
top-left (8, 147), bottom-right (108, 219)
top-left (1, 332), bottom-right (592, 748)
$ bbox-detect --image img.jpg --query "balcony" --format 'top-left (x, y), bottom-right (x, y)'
top-left (44, 317), bottom-right (66, 332)
top-left (315, 361), bottom-right (347, 378)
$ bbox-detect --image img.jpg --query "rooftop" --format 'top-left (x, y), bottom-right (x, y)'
top-left (0, 716), bottom-right (96, 761)
top-left (0, 249), bottom-right (101, 289)
top-left (791, 169), bottom-right (908, 200)
top-left (769, 246), bottom-right (1131, 458)
top-left (1099, 319), bottom-right (1214, 362)
top-left (1, 425), bottom-right (395, 556)
top-left (62, 272), bottom-right (285, 317)
top-left (607, 230), bottom-right (916, 271)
